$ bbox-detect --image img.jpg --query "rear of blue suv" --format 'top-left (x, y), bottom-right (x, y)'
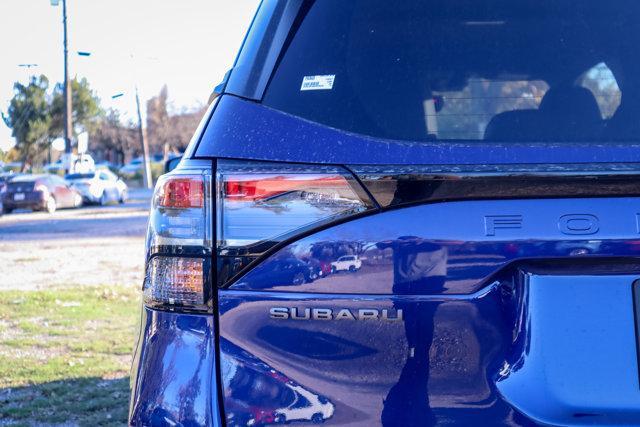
top-left (129, 1), bottom-right (640, 425)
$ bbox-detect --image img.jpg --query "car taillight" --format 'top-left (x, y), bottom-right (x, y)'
top-left (143, 160), bottom-right (374, 311)
top-left (216, 160), bottom-right (375, 286)
top-left (143, 169), bottom-right (212, 312)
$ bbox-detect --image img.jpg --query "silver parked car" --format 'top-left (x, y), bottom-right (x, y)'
top-left (65, 170), bottom-right (128, 205)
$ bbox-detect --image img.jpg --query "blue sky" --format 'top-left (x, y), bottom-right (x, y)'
top-left (0, 0), bottom-right (260, 151)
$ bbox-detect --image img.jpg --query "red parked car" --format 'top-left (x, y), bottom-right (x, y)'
top-left (1, 174), bottom-right (83, 214)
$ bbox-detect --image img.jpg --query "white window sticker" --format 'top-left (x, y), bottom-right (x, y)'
top-left (300, 75), bottom-right (335, 91)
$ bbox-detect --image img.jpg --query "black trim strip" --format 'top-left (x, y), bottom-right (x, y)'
top-left (633, 279), bottom-right (640, 389)
top-left (352, 165), bottom-right (640, 207)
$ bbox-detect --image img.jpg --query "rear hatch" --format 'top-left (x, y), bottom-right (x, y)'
top-left (6, 181), bottom-right (35, 194)
top-left (5, 180), bottom-right (37, 204)
top-left (207, 109), bottom-right (640, 426)
top-left (202, 0), bottom-right (640, 425)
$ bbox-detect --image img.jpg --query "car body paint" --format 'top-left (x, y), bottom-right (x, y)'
top-left (131, 192), bottom-right (640, 425)
top-left (129, 308), bottom-right (220, 426)
top-left (230, 197), bottom-right (640, 294)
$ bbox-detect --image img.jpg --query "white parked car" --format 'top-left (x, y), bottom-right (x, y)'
top-left (330, 255), bottom-right (362, 273)
top-left (273, 384), bottom-right (335, 424)
top-left (66, 169), bottom-right (128, 205)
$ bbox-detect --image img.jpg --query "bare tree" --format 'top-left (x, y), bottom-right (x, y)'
top-left (146, 85), bottom-right (171, 156)
top-left (91, 109), bottom-right (138, 165)
top-left (146, 86), bottom-right (208, 157)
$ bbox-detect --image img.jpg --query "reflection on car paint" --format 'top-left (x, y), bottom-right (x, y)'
top-left (218, 197), bottom-right (640, 425)
top-left (221, 338), bottom-right (335, 426)
top-left (219, 287), bottom-right (518, 425)
top-left (129, 308), bottom-right (216, 425)
top-left (231, 197), bottom-right (640, 295)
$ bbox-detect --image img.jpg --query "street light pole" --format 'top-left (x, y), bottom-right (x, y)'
top-left (51, 0), bottom-right (73, 173)
top-left (62, 0), bottom-right (72, 173)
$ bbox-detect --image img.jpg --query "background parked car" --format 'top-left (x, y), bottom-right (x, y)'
top-left (94, 161), bottom-right (122, 174)
top-left (43, 159), bottom-right (64, 174)
top-left (2, 174), bottom-right (82, 214)
top-left (246, 258), bottom-right (317, 287)
top-left (0, 173), bottom-right (16, 194)
top-left (118, 157), bottom-right (144, 177)
top-left (1, 162), bottom-right (22, 173)
top-left (66, 170), bottom-right (128, 205)
top-left (119, 154), bottom-right (179, 177)
top-left (0, 173), bottom-right (17, 214)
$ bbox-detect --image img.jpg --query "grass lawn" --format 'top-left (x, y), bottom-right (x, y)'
top-left (0, 286), bottom-right (140, 426)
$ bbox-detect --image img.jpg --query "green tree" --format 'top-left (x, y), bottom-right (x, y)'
top-left (2, 75), bottom-right (52, 170)
top-left (50, 77), bottom-right (103, 138)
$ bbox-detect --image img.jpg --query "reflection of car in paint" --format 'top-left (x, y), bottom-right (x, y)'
top-left (248, 408), bottom-right (276, 426)
top-left (259, 258), bottom-right (315, 286)
top-left (219, 337), bottom-right (335, 427)
top-left (274, 384), bottom-right (335, 424)
top-left (318, 261), bottom-right (332, 276)
top-left (305, 258), bottom-right (324, 280)
top-left (331, 255), bottom-right (362, 273)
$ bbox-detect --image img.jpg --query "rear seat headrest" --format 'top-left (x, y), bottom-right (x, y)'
top-left (484, 85), bottom-right (602, 141)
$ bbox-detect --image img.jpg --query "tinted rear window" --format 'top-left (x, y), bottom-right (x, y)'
top-left (7, 181), bottom-right (35, 192)
top-left (66, 173), bottom-right (95, 180)
top-left (262, 0), bottom-right (638, 142)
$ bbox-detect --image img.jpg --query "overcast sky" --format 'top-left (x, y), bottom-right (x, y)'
top-left (0, 0), bottom-right (261, 151)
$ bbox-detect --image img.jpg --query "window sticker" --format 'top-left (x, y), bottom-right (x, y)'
top-left (300, 75), bottom-right (335, 91)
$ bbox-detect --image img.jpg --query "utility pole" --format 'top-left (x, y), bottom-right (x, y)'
top-left (51, 0), bottom-right (73, 173)
top-left (135, 86), bottom-right (153, 189)
top-left (62, 0), bottom-right (72, 173)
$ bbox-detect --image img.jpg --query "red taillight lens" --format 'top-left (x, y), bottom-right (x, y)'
top-left (215, 160), bottom-right (374, 285)
top-left (148, 174), bottom-right (211, 248)
top-left (159, 177), bottom-right (204, 208)
top-left (224, 175), bottom-right (348, 201)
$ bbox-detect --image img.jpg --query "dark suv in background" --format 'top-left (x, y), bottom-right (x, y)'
top-left (129, 1), bottom-right (640, 425)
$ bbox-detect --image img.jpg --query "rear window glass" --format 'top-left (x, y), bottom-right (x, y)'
top-left (7, 181), bottom-right (35, 191)
top-left (66, 173), bottom-right (95, 180)
top-left (262, 0), bottom-right (636, 142)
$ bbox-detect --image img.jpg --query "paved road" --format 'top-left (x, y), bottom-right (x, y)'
top-left (0, 188), bottom-right (152, 290)
top-left (0, 188), bottom-right (152, 242)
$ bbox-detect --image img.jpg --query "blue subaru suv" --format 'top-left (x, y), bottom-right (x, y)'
top-left (129, 0), bottom-right (640, 425)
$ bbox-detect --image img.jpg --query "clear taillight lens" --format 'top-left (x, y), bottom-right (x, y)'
top-left (144, 169), bottom-right (212, 312)
top-left (216, 160), bottom-right (374, 285)
top-left (145, 257), bottom-right (205, 306)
